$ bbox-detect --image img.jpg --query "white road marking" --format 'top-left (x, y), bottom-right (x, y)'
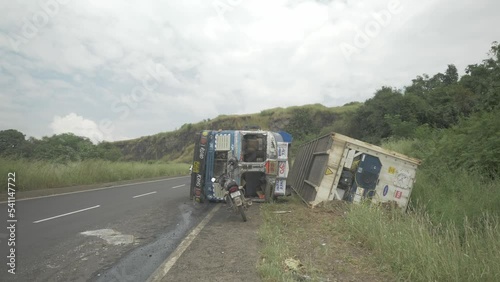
top-left (147, 204), bottom-right (222, 282)
top-left (33, 205), bottom-right (101, 224)
top-left (133, 191), bottom-right (157, 198)
top-left (0, 176), bottom-right (190, 203)
top-left (171, 184), bottom-right (186, 189)
top-left (81, 229), bottom-right (134, 245)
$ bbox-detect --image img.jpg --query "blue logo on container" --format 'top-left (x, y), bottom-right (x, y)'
top-left (383, 185), bottom-right (389, 196)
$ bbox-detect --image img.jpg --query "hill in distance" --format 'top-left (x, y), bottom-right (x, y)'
top-left (112, 102), bottom-right (362, 163)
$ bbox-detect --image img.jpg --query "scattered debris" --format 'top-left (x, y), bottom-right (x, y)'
top-left (273, 211), bottom-right (292, 214)
top-left (284, 258), bottom-right (303, 272)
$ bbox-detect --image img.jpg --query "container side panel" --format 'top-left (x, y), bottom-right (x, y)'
top-left (307, 154), bottom-right (329, 186)
top-left (289, 134), bottom-right (333, 204)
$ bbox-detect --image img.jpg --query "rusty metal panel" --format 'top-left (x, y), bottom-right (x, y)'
top-left (288, 134), bottom-right (334, 205)
top-left (307, 154), bottom-right (328, 186)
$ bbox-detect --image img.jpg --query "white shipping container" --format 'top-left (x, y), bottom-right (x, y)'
top-left (288, 133), bottom-right (421, 210)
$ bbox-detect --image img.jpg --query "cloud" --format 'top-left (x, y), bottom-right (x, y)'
top-left (1, 0), bottom-right (500, 141)
top-left (50, 113), bottom-right (106, 143)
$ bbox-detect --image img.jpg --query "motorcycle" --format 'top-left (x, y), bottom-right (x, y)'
top-left (211, 158), bottom-right (251, 222)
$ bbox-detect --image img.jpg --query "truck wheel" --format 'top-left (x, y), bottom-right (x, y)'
top-left (265, 184), bottom-right (274, 203)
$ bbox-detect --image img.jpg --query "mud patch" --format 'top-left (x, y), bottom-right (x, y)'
top-left (81, 229), bottom-right (135, 245)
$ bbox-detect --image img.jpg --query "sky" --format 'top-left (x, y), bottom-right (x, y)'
top-left (1, 0), bottom-right (499, 143)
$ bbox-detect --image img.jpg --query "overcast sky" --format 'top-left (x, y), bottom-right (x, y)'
top-left (1, 0), bottom-right (499, 142)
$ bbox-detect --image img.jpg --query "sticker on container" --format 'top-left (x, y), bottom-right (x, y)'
top-left (383, 185), bottom-right (389, 196)
top-left (325, 167), bottom-right (334, 175)
top-left (275, 179), bottom-right (286, 195)
top-left (394, 190), bottom-right (402, 199)
top-left (395, 171), bottom-right (411, 189)
top-left (388, 166), bottom-right (396, 174)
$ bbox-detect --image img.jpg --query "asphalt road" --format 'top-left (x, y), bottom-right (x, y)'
top-left (0, 176), bottom-right (212, 282)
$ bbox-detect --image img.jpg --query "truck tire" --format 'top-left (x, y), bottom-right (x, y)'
top-left (265, 184), bottom-right (274, 203)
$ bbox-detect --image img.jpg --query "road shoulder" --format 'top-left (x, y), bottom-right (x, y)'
top-left (162, 203), bottom-right (262, 282)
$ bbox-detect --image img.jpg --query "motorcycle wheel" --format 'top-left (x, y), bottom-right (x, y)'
top-left (238, 205), bottom-right (247, 222)
top-left (225, 195), bottom-right (232, 207)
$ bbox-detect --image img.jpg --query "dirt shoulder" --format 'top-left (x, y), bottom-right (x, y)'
top-left (159, 196), bottom-right (394, 282)
top-left (258, 196), bottom-right (395, 282)
top-left (163, 203), bottom-right (262, 282)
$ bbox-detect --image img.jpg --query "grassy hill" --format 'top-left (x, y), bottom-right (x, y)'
top-left (112, 102), bottom-right (362, 162)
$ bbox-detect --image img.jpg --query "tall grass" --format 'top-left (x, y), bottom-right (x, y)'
top-left (258, 203), bottom-right (296, 281)
top-left (382, 138), bottom-right (500, 226)
top-left (343, 204), bottom-right (500, 281)
top-left (0, 158), bottom-right (189, 191)
top-left (412, 167), bottom-right (500, 226)
top-left (340, 137), bottom-right (500, 280)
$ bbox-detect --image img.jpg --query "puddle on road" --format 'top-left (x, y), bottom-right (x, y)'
top-left (81, 229), bottom-right (135, 245)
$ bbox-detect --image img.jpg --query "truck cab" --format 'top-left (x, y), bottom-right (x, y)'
top-left (190, 130), bottom-right (292, 203)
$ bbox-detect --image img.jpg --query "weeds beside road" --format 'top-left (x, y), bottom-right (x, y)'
top-left (0, 158), bottom-right (189, 192)
top-left (258, 196), bottom-right (394, 282)
top-left (259, 195), bottom-right (500, 282)
top-left (345, 203), bottom-right (500, 282)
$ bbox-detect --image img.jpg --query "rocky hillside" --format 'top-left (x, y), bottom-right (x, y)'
top-left (112, 103), bottom-right (361, 162)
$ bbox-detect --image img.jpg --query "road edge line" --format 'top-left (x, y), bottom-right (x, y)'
top-left (33, 205), bottom-right (101, 223)
top-left (147, 204), bottom-right (221, 282)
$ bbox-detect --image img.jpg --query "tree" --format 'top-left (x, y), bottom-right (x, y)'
top-left (285, 108), bottom-right (320, 140)
top-left (0, 129), bottom-right (26, 156)
top-left (444, 64), bottom-right (459, 85)
top-left (96, 142), bottom-right (123, 161)
top-left (460, 41), bottom-right (500, 111)
top-left (347, 87), bottom-right (404, 143)
top-left (29, 133), bottom-right (98, 162)
top-left (428, 84), bottom-right (476, 128)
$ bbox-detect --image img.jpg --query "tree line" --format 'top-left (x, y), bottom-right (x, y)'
top-left (345, 42), bottom-right (499, 143)
top-left (342, 41), bottom-right (500, 177)
top-left (0, 131), bottom-right (122, 163)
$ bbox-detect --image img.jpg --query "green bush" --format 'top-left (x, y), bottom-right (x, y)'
top-left (429, 108), bottom-right (500, 177)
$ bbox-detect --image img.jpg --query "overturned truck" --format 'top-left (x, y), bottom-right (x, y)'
top-left (190, 130), bottom-right (292, 203)
top-left (288, 133), bottom-right (421, 210)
